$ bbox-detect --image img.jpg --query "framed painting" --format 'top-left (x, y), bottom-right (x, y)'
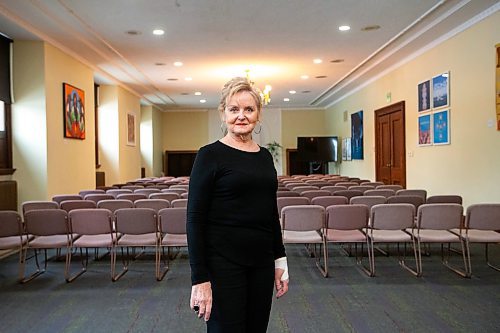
top-left (342, 137), bottom-right (351, 161)
top-left (433, 109), bottom-right (450, 145)
top-left (418, 114), bottom-right (431, 146)
top-left (63, 83), bottom-right (85, 139)
top-left (432, 72), bottom-right (449, 109)
top-left (417, 79), bottom-right (431, 112)
top-left (351, 111), bottom-right (363, 160)
top-left (127, 112), bottom-right (136, 146)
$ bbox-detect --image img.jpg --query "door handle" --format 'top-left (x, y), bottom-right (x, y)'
top-left (386, 163), bottom-right (391, 167)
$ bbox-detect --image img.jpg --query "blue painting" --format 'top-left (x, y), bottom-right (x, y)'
top-left (351, 111), bottom-right (363, 159)
top-left (432, 73), bottom-right (449, 109)
top-left (433, 110), bottom-right (449, 145)
top-left (418, 114), bottom-right (431, 145)
top-left (418, 80), bottom-right (431, 112)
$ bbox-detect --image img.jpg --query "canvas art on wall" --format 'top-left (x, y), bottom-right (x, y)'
top-left (433, 110), bottom-right (450, 145)
top-left (63, 83), bottom-right (85, 139)
top-left (418, 114), bottom-right (431, 146)
top-left (418, 80), bottom-right (431, 112)
top-left (432, 72), bottom-right (449, 109)
top-left (127, 112), bottom-right (136, 146)
top-left (351, 111), bottom-right (363, 160)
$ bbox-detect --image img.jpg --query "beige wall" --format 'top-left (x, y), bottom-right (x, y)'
top-left (98, 85), bottom-right (120, 185)
top-left (325, 12), bottom-right (500, 207)
top-left (140, 105), bottom-right (163, 177)
top-left (152, 106), bottom-right (163, 176)
top-left (162, 111), bottom-right (209, 150)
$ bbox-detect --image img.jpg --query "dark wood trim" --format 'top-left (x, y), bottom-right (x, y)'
top-left (286, 148), bottom-right (297, 176)
top-left (0, 168), bottom-right (15, 175)
top-left (94, 84), bottom-right (100, 168)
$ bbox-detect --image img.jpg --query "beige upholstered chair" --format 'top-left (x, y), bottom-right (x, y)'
top-left (0, 211), bottom-right (32, 282)
top-left (52, 195), bottom-right (82, 205)
top-left (97, 199), bottom-right (134, 213)
top-left (300, 190), bottom-right (331, 201)
top-left (134, 199), bottom-right (170, 212)
top-left (426, 195), bottom-right (463, 204)
top-left (364, 189), bottom-right (396, 198)
top-left (59, 200), bottom-right (97, 212)
top-left (157, 207), bottom-right (188, 281)
top-left (310, 196), bottom-right (348, 209)
top-left (171, 199), bottom-right (188, 208)
top-left (396, 189), bottom-right (427, 201)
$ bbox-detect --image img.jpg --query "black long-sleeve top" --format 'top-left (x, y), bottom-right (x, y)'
top-left (187, 140), bottom-right (286, 285)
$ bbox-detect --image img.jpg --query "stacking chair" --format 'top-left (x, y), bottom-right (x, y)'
top-left (161, 188), bottom-right (186, 195)
top-left (325, 205), bottom-right (371, 276)
top-left (333, 190), bottom-right (363, 200)
top-left (65, 209), bottom-right (116, 282)
top-left (121, 185), bottom-right (144, 191)
top-left (462, 203), bottom-right (500, 277)
top-left (304, 180), bottom-right (329, 187)
top-left (283, 182), bottom-right (305, 190)
top-left (134, 199), bottom-right (170, 212)
top-left (22, 201), bottom-right (59, 216)
top-left (116, 193), bottom-right (147, 202)
top-left (396, 189), bottom-right (427, 201)
top-left (350, 196), bottom-right (387, 212)
top-left (310, 196), bottom-right (348, 209)
top-left (52, 194), bottom-right (82, 205)
top-left (79, 189), bottom-right (105, 197)
top-left (281, 205), bottom-right (327, 277)
top-left (134, 188), bottom-right (161, 197)
top-left (336, 182), bottom-right (358, 188)
top-left (364, 189), bottom-right (396, 198)
top-left (97, 199), bottom-right (134, 213)
top-left (180, 192), bottom-right (189, 199)
top-left (426, 195), bottom-right (463, 204)
top-left (361, 181), bottom-right (384, 188)
top-left (149, 192), bottom-right (181, 202)
top-left (106, 189), bottom-right (133, 198)
top-left (291, 185), bottom-right (320, 194)
top-left (387, 195), bottom-right (425, 212)
top-left (171, 199), bottom-right (188, 208)
top-left (113, 208), bottom-right (159, 281)
top-left (411, 204), bottom-right (467, 277)
top-left (84, 194), bottom-right (115, 204)
top-left (369, 204), bottom-right (418, 276)
top-left (21, 209), bottom-right (75, 283)
top-left (377, 184), bottom-right (404, 191)
top-left (170, 184), bottom-right (189, 191)
top-left (321, 185), bottom-right (348, 195)
top-left (59, 200), bottom-right (97, 212)
top-left (157, 207), bottom-right (188, 281)
top-left (0, 211), bottom-right (31, 281)
top-left (277, 197), bottom-right (310, 216)
top-left (349, 185), bottom-right (375, 193)
top-left (300, 190), bottom-right (331, 201)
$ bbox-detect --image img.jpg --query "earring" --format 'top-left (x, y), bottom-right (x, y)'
top-left (253, 121), bottom-right (262, 134)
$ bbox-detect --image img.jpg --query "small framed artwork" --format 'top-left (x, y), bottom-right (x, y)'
top-left (418, 114), bottom-right (432, 146)
top-left (433, 109), bottom-right (450, 145)
top-left (432, 72), bottom-right (449, 109)
top-left (417, 80), bottom-right (431, 112)
top-left (63, 83), bottom-right (85, 139)
top-left (342, 137), bottom-right (352, 161)
top-left (351, 111), bottom-right (363, 160)
top-left (127, 112), bottom-right (136, 146)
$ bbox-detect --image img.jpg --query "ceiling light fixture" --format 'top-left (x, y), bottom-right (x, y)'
top-left (283, 98), bottom-right (290, 102)
top-left (338, 25), bottom-right (351, 31)
top-left (194, 92), bottom-right (202, 96)
top-left (245, 69), bottom-right (272, 105)
top-left (300, 75), bottom-right (309, 80)
top-left (313, 58), bottom-right (322, 64)
top-left (185, 77), bottom-right (193, 81)
top-left (173, 61), bottom-right (183, 67)
top-left (200, 99), bottom-right (206, 103)
top-left (153, 29), bottom-right (165, 35)
top-left (289, 90), bottom-right (296, 94)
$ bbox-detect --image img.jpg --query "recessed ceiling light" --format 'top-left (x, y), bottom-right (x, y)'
top-left (315, 75), bottom-right (327, 79)
top-left (153, 29), bottom-right (165, 35)
top-left (338, 25), bottom-right (351, 31)
top-left (200, 99), bottom-right (207, 103)
top-left (180, 92), bottom-right (189, 95)
top-left (301, 90), bottom-right (311, 93)
top-left (300, 75), bottom-right (309, 80)
top-left (289, 90), bottom-right (296, 94)
top-left (313, 58), bottom-right (322, 64)
top-left (283, 98), bottom-right (290, 102)
top-left (330, 59), bottom-right (345, 63)
top-left (167, 78), bottom-right (178, 81)
top-left (361, 25), bottom-right (381, 32)
top-left (173, 61), bottom-right (183, 67)
top-left (194, 92), bottom-right (202, 96)
top-left (185, 77), bottom-right (193, 81)
top-left (125, 30), bottom-right (142, 35)
top-left (155, 62), bottom-right (166, 66)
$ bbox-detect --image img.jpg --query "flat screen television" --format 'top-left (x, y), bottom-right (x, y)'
top-left (297, 136), bottom-right (338, 162)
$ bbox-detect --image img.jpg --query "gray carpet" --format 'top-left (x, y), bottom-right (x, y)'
top-left (0, 244), bottom-right (499, 333)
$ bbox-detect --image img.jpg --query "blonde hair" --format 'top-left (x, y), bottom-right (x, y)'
top-left (218, 77), bottom-right (263, 117)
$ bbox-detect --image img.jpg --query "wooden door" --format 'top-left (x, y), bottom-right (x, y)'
top-left (375, 101), bottom-right (406, 187)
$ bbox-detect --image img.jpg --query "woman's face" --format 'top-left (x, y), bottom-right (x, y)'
top-left (223, 91), bottom-right (260, 136)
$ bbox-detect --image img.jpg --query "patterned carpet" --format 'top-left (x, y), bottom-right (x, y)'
top-left (0, 243), bottom-right (499, 333)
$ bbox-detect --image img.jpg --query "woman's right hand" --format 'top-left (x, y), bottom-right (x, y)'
top-left (190, 281), bottom-right (212, 321)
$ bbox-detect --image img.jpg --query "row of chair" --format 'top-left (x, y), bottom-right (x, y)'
top-left (280, 203), bottom-right (500, 278)
top-left (0, 207), bottom-right (188, 283)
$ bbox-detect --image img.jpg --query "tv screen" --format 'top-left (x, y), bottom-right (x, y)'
top-left (297, 136), bottom-right (338, 162)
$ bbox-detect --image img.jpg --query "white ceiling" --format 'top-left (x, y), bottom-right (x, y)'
top-left (0, 0), bottom-right (498, 110)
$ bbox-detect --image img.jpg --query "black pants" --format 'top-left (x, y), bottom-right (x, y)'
top-left (206, 252), bottom-right (275, 333)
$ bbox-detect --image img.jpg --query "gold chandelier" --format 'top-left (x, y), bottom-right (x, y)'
top-left (245, 69), bottom-right (272, 105)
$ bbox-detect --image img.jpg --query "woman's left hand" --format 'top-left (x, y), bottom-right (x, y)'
top-left (274, 268), bottom-right (289, 298)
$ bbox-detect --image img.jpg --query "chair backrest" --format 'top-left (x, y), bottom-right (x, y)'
top-left (377, 184), bottom-right (404, 191)
top-left (326, 204), bottom-right (369, 230)
top-left (52, 194), bottom-right (82, 204)
top-left (426, 195), bottom-right (463, 205)
top-left (78, 189), bottom-right (105, 197)
top-left (0, 211), bottom-right (23, 238)
top-left (22, 201), bottom-right (59, 215)
top-left (304, 180), bottom-right (329, 187)
top-left (68, 208), bottom-right (113, 235)
top-left (396, 189), bottom-right (427, 201)
top-left (158, 207), bottom-right (187, 234)
top-left (320, 185), bottom-right (348, 194)
top-left (417, 203), bottom-right (463, 230)
top-left (24, 209), bottom-right (68, 236)
top-left (465, 203), bottom-right (500, 230)
top-left (371, 204), bottom-right (415, 230)
top-left (121, 185), bottom-right (144, 190)
top-left (84, 194), bottom-right (115, 204)
top-left (364, 189), bottom-right (396, 198)
top-left (336, 182), bottom-right (358, 188)
top-left (283, 182), bottom-right (305, 189)
top-left (134, 199), bottom-right (170, 212)
top-left (310, 196), bottom-right (348, 209)
top-left (106, 189), bottom-right (133, 198)
top-left (386, 195), bottom-right (425, 211)
top-left (277, 197), bottom-right (310, 215)
top-left (134, 188), bottom-right (161, 197)
top-left (277, 191), bottom-right (301, 198)
top-left (361, 181), bottom-right (385, 187)
top-left (281, 205), bottom-right (325, 231)
top-left (116, 193), bottom-right (148, 202)
top-left (161, 188), bottom-right (186, 195)
top-left (60, 200), bottom-right (97, 212)
top-left (350, 196), bottom-right (387, 210)
top-left (171, 199), bottom-right (188, 208)
top-left (149, 192), bottom-right (181, 202)
top-left (97, 199), bottom-right (134, 212)
top-left (115, 208), bottom-right (157, 234)
top-left (169, 184), bottom-right (189, 190)
top-left (300, 190), bottom-right (331, 200)
top-left (291, 185), bottom-right (320, 194)
top-left (333, 190), bottom-right (363, 200)
top-left (348, 185), bottom-right (375, 193)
